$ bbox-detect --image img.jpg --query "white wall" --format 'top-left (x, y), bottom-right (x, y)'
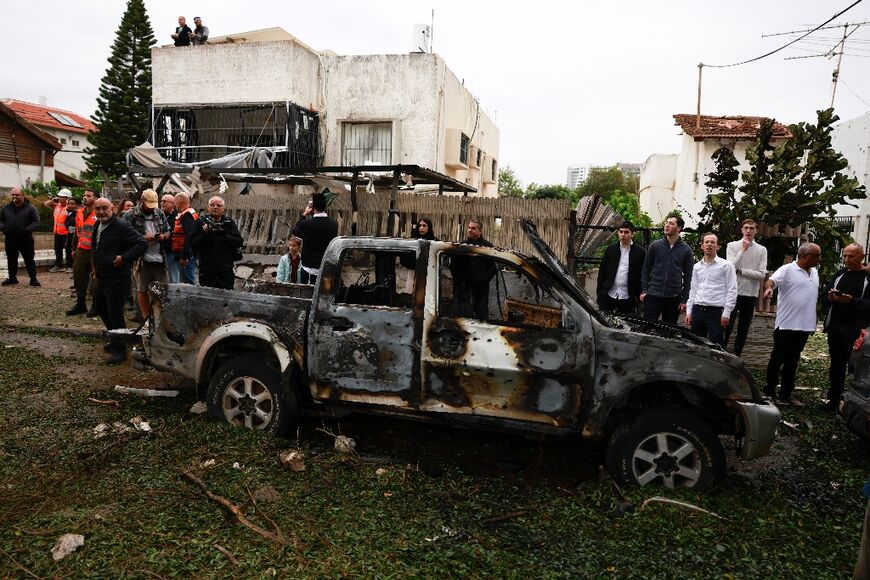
top-left (639, 153), bottom-right (677, 224)
top-left (0, 162), bottom-right (53, 189)
top-left (43, 128), bottom-right (90, 177)
top-left (152, 41), bottom-right (321, 107)
top-left (831, 112), bottom-right (870, 247)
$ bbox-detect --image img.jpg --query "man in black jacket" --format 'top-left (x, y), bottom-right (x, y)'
top-left (0, 187), bottom-right (41, 287)
top-left (821, 243), bottom-right (870, 410)
top-left (292, 192), bottom-right (338, 285)
top-left (92, 198), bottom-right (147, 364)
top-left (190, 196), bottom-right (243, 290)
top-left (596, 221), bottom-right (646, 316)
top-left (449, 219), bottom-right (497, 321)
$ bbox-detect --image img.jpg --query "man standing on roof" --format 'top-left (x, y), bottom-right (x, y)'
top-left (44, 188), bottom-right (73, 272)
top-left (191, 17), bottom-right (209, 45)
top-left (171, 16), bottom-right (192, 47)
top-left (0, 187), bottom-right (41, 287)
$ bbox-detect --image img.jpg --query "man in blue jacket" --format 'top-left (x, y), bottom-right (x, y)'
top-left (92, 198), bottom-right (147, 364)
top-left (639, 215), bottom-right (694, 325)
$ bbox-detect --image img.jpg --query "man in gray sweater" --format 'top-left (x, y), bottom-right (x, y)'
top-left (639, 215), bottom-right (694, 325)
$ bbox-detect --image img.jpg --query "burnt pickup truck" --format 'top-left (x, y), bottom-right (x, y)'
top-left (136, 221), bottom-right (779, 490)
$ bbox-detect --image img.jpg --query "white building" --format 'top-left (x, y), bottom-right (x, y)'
top-left (2, 99), bottom-right (95, 180)
top-left (831, 112), bottom-right (870, 248)
top-left (151, 28), bottom-right (500, 196)
top-left (566, 165), bottom-right (590, 189)
top-left (639, 114), bottom-right (791, 226)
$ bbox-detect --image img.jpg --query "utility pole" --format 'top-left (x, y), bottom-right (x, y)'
top-left (696, 63), bottom-right (703, 129)
top-left (830, 24), bottom-right (848, 108)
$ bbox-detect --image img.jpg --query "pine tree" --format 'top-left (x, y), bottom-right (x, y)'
top-left (85, 0), bottom-right (156, 178)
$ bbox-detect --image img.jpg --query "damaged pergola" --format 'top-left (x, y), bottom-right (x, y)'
top-left (126, 144), bottom-right (477, 237)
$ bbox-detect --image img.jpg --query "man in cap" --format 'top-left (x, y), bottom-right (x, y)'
top-left (292, 192), bottom-right (338, 285)
top-left (92, 197), bottom-right (147, 364)
top-left (44, 188), bottom-right (73, 272)
top-left (123, 189), bottom-right (170, 319)
top-left (0, 187), bottom-right (41, 286)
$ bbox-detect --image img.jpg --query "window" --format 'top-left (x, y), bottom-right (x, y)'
top-left (60, 138), bottom-right (67, 145)
top-left (47, 112), bottom-right (82, 128)
top-left (476, 148), bottom-right (483, 168)
top-left (335, 248), bottom-right (416, 309)
top-left (491, 158), bottom-right (497, 181)
top-left (342, 122), bottom-right (392, 166)
top-left (459, 133), bottom-right (470, 165)
top-left (438, 253), bottom-right (563, 328)
top-left (71, 139), bottom-right (80, 147)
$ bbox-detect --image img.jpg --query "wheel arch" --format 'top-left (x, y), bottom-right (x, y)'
top-left (196, 322), bottom-right (292, 386)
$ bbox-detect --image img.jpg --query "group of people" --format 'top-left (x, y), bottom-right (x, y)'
top-left (596, 216), bottom-right (870, 408)
top-left (171, 16), bottom-right (208, 46)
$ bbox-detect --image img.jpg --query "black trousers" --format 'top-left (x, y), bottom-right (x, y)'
top-left (724, 295), bottom-right (756, 356)
top-left (643, 294), bottom-right (681, 325)
top-left (63, 235), bottom-right (74, 268)
top-left (690, 305), bottom-right (725, 346)
top-left (599, 295), bottom-right (637, 317)
top-left (765, 329), bottom-right (812, 400)
top-left (53, 233), bottom-right (69, 267)
top-left (5, 234), bottom-right (37, 281)
top-left (200, 270), bottom-right (235, 290)
top-left (300, 269), bottom-right (317, 286)
top-left (827, 325), bottom-right (861, 403)
top-left (94, 276), bottom-right (130, 352)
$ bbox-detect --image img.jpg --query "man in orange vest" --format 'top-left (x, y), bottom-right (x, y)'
top-left (66, 190), bottom-right (99, 316)
top-left (43, 188), bottom-right (73, 272)
top-left (172, 192), bottom-right (198, 284)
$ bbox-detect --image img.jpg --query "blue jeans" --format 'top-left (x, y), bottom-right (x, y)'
top-left (166, 255), bottom-right (180, 283)
top-left (690, 305), bottom-right (725, 346)
top-left (178, 255), bottom-right (197, 285)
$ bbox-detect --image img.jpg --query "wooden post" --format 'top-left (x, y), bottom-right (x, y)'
top-left (350, 170), bottom-right (359, 236)
top-left (387, 169), bottom-right (399, 237)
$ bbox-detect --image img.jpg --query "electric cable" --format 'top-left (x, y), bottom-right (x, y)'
top-left (702, 0), bottom-right (864, 68)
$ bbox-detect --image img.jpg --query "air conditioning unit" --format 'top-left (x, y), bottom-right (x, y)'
top-left (469, 145), bottom-right (480, 169)
top-left (444, 129), bottom-right (469, 169)
top-left (483, 155), bottom-right (497, 184)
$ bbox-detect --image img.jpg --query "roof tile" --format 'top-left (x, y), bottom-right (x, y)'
top-left (673, 114), bottom-right (791, 141)
top-left (1, 99), bottom-right (96, 134)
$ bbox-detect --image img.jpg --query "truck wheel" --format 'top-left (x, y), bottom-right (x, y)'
top-left (207, 354), bottom-right (296, 436)
top-left (605, 407), bottom-right (725, 491)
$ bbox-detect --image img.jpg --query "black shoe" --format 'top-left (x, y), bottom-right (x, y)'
top-left (66, 303), bottom-right (87, 316)
top-left (821, 400), bottom-right (838, 412)
top-left (1, 278), bottom-right (19, 286)
top-left (29, 279), bottom-right (40, 287)
top-left (103, 342), bottom-right (113, 353)
top-left (86, 310), bottom-right (99, 318)
top-left (106, 351), bottom-right (127, 365)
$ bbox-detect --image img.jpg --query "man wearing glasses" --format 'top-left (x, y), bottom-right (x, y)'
top-left (762, 243), bottom-right (822, 406)
top-left (190, 196), bottom-right (243, 290)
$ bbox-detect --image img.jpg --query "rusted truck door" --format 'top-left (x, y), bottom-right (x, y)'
top-left (419, 246), bottom-right (592, 429)
top-left (308, 244), bottom-right (419, 408)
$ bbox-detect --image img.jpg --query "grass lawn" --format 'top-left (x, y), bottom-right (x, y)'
top-left (1, 329), bottom-right (868, 578)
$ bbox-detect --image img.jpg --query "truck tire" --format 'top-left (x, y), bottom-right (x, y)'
top-left (605, 406), bottom-right (725, 491)
top-left (207, 354), bottom-right (297, 436)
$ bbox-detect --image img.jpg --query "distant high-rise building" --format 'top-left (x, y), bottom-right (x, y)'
top-left (567, 163), bottom-right (640, 189)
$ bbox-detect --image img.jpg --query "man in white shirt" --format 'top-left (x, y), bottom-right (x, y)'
top-left (724, 219), bottom-right (768, 356)
top-left (685, 233), bottom-right (737, 346)
top-left (596, 221), bottom-right (646, 316)
top-left (763, 242), bottom-right (822, 405)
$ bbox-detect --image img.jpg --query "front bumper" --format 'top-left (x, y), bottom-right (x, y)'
top-left (839, 390), bottom-right (870, 441)
top-left (736, 401), bottom-right (781, 460)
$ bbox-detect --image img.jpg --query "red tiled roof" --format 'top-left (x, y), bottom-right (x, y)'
top-left (0, 101), bottom-right (62, 150)
top-left (673, 114), bottom-right (791, 141)
top-left (1, 99), bottom-right (96, 134)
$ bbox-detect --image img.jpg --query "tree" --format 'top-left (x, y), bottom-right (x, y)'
top-left (607, 190), bottom-right (653, 229)
top-left (86, 0), bottom-right (156, 178)
top-left (498, 166), bottom-right (524, 197)
top-left (577, 166), bottom-right (638, 201)
top-left (524, 182), bottom-right (576, 201)
top-left (697, 146), bottom-right (741, 242)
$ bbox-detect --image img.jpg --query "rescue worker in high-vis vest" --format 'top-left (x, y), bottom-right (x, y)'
top-left (43, 188), bottom-right (73, 272)
top-left (66, 190), bottom-right (99, 316)
top-left (172, 192), bottom-right (198, 284)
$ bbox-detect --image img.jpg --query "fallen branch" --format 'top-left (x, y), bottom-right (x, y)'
top-left (181, 470), bottom-right (289, 546)
top-left (641, 496), bottom-right (727, 520)
top-left (212, 543), bottom-right (239, 566)
top-left (244, 484), bottom-right (287, 545)
top-left (482, 510), bottom-right (529, 525)
top-left (78, 431), bottom-right (149, 461)
top-left (0, 546), bottom-right (38, 579)
top-left (87, 397), bottom-right (120, 406)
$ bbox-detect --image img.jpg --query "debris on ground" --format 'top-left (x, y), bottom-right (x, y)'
top-left (334, 436), bottom-right (356, 454)
top-left (189, 401), bottom-right (207, 414)
top-left (278, 450), bottom-right (306, 472)
top-left (232, 462), bottom-right (241, 469)
top-left (114, 385), bottom-right (179, 397)
top-left (375, 467), bottom-right (387, 476)
top-left (87, 397), bottom-right (119, 406)
top-left (51, 534), bottom-right (85, 561)
top-left (424, 526), bottom-right (464, 543)
top-left (252, 484), bottom-right (281, 503)
top-left (130, 416), bottom-right (151, 432)
top-left (93, 424), bottom-right (110, 439)
top-left (202, 459), bottom-right (216, 468)
top-left (641, 496), bottom-right (726, 520)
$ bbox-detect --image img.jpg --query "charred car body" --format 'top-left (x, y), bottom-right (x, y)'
top-left (136, 221), bottom-right (779, 490)
top-left (840, 330), bottom-right (870, 439)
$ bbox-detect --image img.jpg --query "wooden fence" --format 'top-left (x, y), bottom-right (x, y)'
top-left (219, 190), bottom-right (573, 263)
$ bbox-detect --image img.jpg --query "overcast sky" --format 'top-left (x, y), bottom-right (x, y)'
top-left (2, 1), bottom-right (869, 186)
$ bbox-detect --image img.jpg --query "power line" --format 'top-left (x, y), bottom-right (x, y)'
top-left (839, 77), bottom-right (870, 107)
top-left (702, 0), bottom-right (864, 68)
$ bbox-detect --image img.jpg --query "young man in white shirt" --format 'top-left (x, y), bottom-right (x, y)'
top-left (763, 242), bottom-right (822, 405)
top-left (724, 219), bottom-right (768, 356)
top-left (685, 233), bottom-right (737, 346)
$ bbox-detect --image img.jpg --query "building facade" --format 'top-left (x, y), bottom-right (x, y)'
top-left (151, 28), bottom-right (500, 196)
top-left (0, 101), bottom-right (61, 192)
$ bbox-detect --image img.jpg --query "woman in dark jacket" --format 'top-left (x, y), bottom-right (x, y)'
top-left (400, 218), bottom-right (438, 272)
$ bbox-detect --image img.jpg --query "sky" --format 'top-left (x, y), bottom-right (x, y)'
top-left (2, 1), bottom-right (869, 187)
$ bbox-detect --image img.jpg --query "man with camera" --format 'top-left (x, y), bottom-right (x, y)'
top-left (292, 192), bottom-right (337, 285)
top-left (190, 196), bottom-right (243, 290)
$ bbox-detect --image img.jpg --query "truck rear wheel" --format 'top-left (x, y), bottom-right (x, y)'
top-left (605, 406), bottom-right (725, 491)
top-left (207, 354), bottom-right (296, 436)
